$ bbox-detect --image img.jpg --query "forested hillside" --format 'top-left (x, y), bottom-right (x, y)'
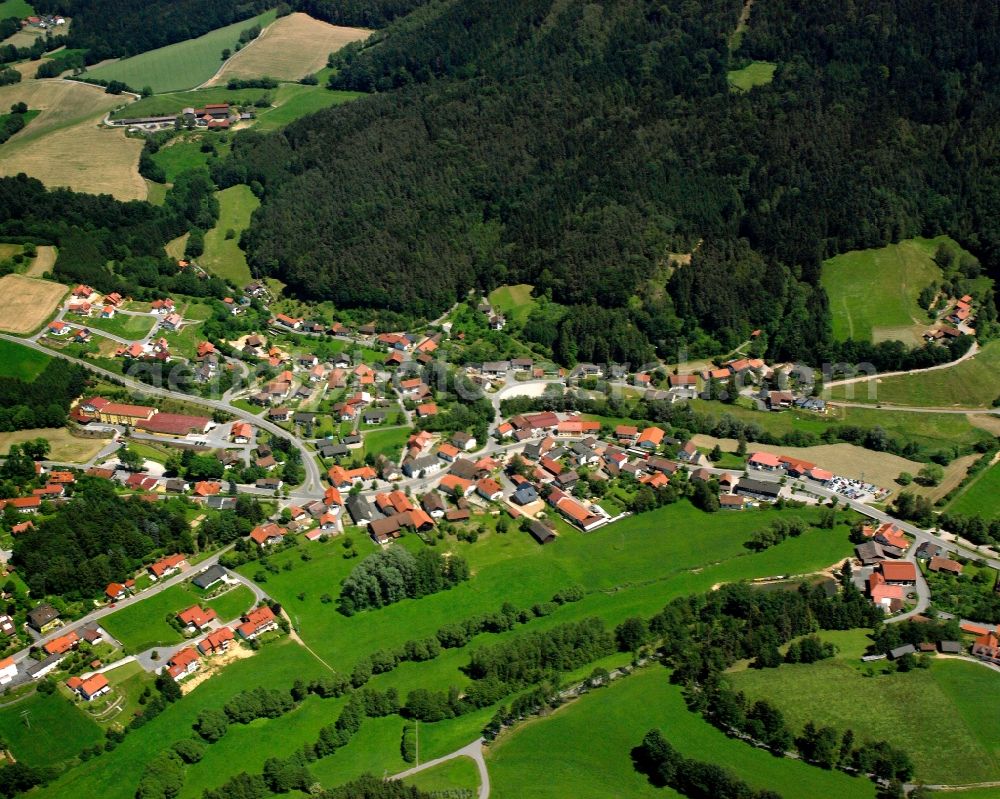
top-left (33, 0), bottom-right (428, 63)
top-left (219, 0), bottom-right (1000, 365)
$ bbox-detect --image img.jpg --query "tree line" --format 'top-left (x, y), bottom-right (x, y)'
top-left (337, 546), bottom-right (470, 615)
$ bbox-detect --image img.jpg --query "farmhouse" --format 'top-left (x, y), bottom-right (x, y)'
top-left (880, 560), bottom-right (917, 584)
top-left (250, 523), bottom-right (285, 547)
top-left (972, 632), bottom-right (1000, 664)
top-left (148, 553), bottom-right (187, 580)
top-left (198, 626), bottom-right (234, 656)
top-left (77, 673), bottom-right (111, 701)
top-left (928, 557), bottom-right (963, 576)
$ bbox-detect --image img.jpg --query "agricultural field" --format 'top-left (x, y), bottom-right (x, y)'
top-left (199, 184), bottom-right (258, 285)
top-left (86, 9), bottom-right (278, 93)
top-left (0, 426), bottom-right (108, 462)
top-left (0, 80), bottom-right (144, 200)
top-left (0, 338), bottom-right (49, 379)
top-left (947, 458), bottom-right (1000, 518)
top-left (727, 60), bottom-right (776, 91)
top-left (0, 273), bottom-right (67, 333)
top-left (828, 340), bottom-right (1000, 409)
top-left (729, 651), bottom-right (1000, 785)
top-left (0, 690), bottom-right (102, 768)
top-left (488, 283), bottom-right (537, 326)
top-left (85, 312), bottom-right (156, 340)
top-left (208, 12), bottom-right (369, 84)
top-left (487, 667), bottom-right (875, 799)
top-left (822, 236), bottom-right (964, 344)
top-left (100, 583), bottom-right (255, 652)
top-left (110, 86), bottom-right (271, 120)
top-left (24, 243), bottom-right (56, 277)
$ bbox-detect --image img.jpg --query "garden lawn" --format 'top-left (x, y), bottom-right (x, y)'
top-left (947, 459), bottom-right (1000, 518)
top-left (728, 657), bottom-right (1000, 784)
top-left (821, 237), bottom-right (954, 344)
top-left (86, 9), bottom-right (278, 92)
top-left (727, 60), bottom-right (776, 91)
top-left (363, 426), bottom-right (410, 462)
top-left (487, 666), bottom-right (874, 799)
top-left (0, 338), bottom-right (50, 379)
top-left (0, 690), bottom-right (102, 768)
top-left (828, 340), bottom-right (1000, 408)
top-left (199, 185), bottom-right (258, 285)
top-left (101, 583), bottom-right (254, 651)
top-left (85, 312), bottom-right (156, 340)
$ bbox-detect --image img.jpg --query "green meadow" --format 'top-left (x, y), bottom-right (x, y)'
top-left (822, 236), bottom-right (965, 344)
top-left (86, 10), bottom-right (278, 93)
top-left (947, 459), bottom-right (1000, 518)
top-left (0, 0), bottom-right (33, 18)
top-left (0, 338), bottom-right (50, 379)
top-left (0, 690), bottom-right (102, 768)
top-left (488, 284), bottom-right (537, 326)
top-left (728, 60), bottom-right (776, 92)
top-left (729, 651), bottom-right (1000, 784)
top-left (362, 425), bottom-right (411, 462)
top-left (403, 756), bottom-right (481, 794)
top-left (84, 312), bottom-right (156, 340)
top-left (200, 185), bottom-right (258, 285)
top-left (828, 339), bottom-right (1000, 409)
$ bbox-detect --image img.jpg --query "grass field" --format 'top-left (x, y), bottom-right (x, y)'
top-left (488, 667), bottom-right (874, 799)
top-left (199, 185), bottom-right (258, 285)
top-left (86, 9), bottom-right (278, 93)
top-left (729, 655), bottom-right (1000, 784)
top-left (0, 0), bottom-right (34, 19)
top-left (110, 86), bottom-right (274, 120)
top-left (0, 338), bottom-right (50, 379)
top-left (828, 340), bottom-right (1000, 409)
top-left (0, 80), bottom-right (144, 200)
top-left (250, 82), bottom-right (363, 131)
top-left (686, 398), bottom-right (993, 455)
top-left (0, 273), bottom-right (67, 333)
top-left (727, 60), bottom-right (776, 91)
top-left (208, 12), bottom-right (369, 84)
top-left (403, 756), bottom-right (480, 794)
top-left (150, 139), bottom-right (211, 181)
top-left (0, 427), bottom-right (108, 462)
top-left (488, 284), bottom-right (536, 326)
top-left (85, 312), bottom-right (156, 340)
top-left (821, 237), bottom-right (959, 344)
top-left (0, 690), bottom-right (102, 768)
top-left (947, 458), bottom-right (1000, 518)
top-left (100, 583), bottom-right (255, 652)
top-left (362, 426), bottom-right (410, 462)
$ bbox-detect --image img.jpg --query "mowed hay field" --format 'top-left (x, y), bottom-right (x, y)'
top-left (24, 244), bottom-right (57, 277)
top-left (208, 13), bottom-right (370, 84)
top-left (87, 9), bottom-right (277, 92)
top-left (0, 427), bottom-right (108, 463)
top-left (0, 273), bottom-right (67, 333)
top-left (0, 80), bottom-right (145, 200)
top-left (822, 236), bottom-right (950, 344)
top-left (947, 457), bottom-right (1000, 518)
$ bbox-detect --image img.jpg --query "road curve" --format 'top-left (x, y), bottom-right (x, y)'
top-left (391, 738), bottom-right (490, 799)
top-left (0, 334), bottom-right (323, 494)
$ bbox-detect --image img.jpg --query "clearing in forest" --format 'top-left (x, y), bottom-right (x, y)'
top-left (207, 13), bottom-right (369, 85)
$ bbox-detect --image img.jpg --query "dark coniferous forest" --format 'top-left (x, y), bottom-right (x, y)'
top-left (209, 0), bottom-right (999, 365)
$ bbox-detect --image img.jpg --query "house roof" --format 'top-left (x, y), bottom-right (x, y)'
top-left (79, 673), bottom-right (109, 696)
top-left (178, 605), bottom-right (217, 627)
top-left (748, 452), bottom-right (782, 468)
top-left (880, 561), bottom-right (917, 582)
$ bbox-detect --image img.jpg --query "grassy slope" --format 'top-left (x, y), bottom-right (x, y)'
top-left (488, 284), bottom-right (536, 325)
top-left (822, 237), bottom-right (948, 343)
top-left (947, 459), bottom-right (1000, 518)
top-left (828, 339), bottom-right (1000, 408)
top-left (0, 338), bottom-right (50, 379)
top-left (87, 9), bottom-right (278, 92)
top-left (727, 61), bottom-right (776, 91)
top-left (729, 656), bottom-right (1000, 784)
top-left (487, 667), bottom-right (874, 799)
top-left (199, 185), bottom-right (258, 285)
top-left (251, 84), bottom-right (363, 131)
top-left (0, 691), bottom-right (102, 768)
top-left (100, 584), bottom-right (255, 651)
